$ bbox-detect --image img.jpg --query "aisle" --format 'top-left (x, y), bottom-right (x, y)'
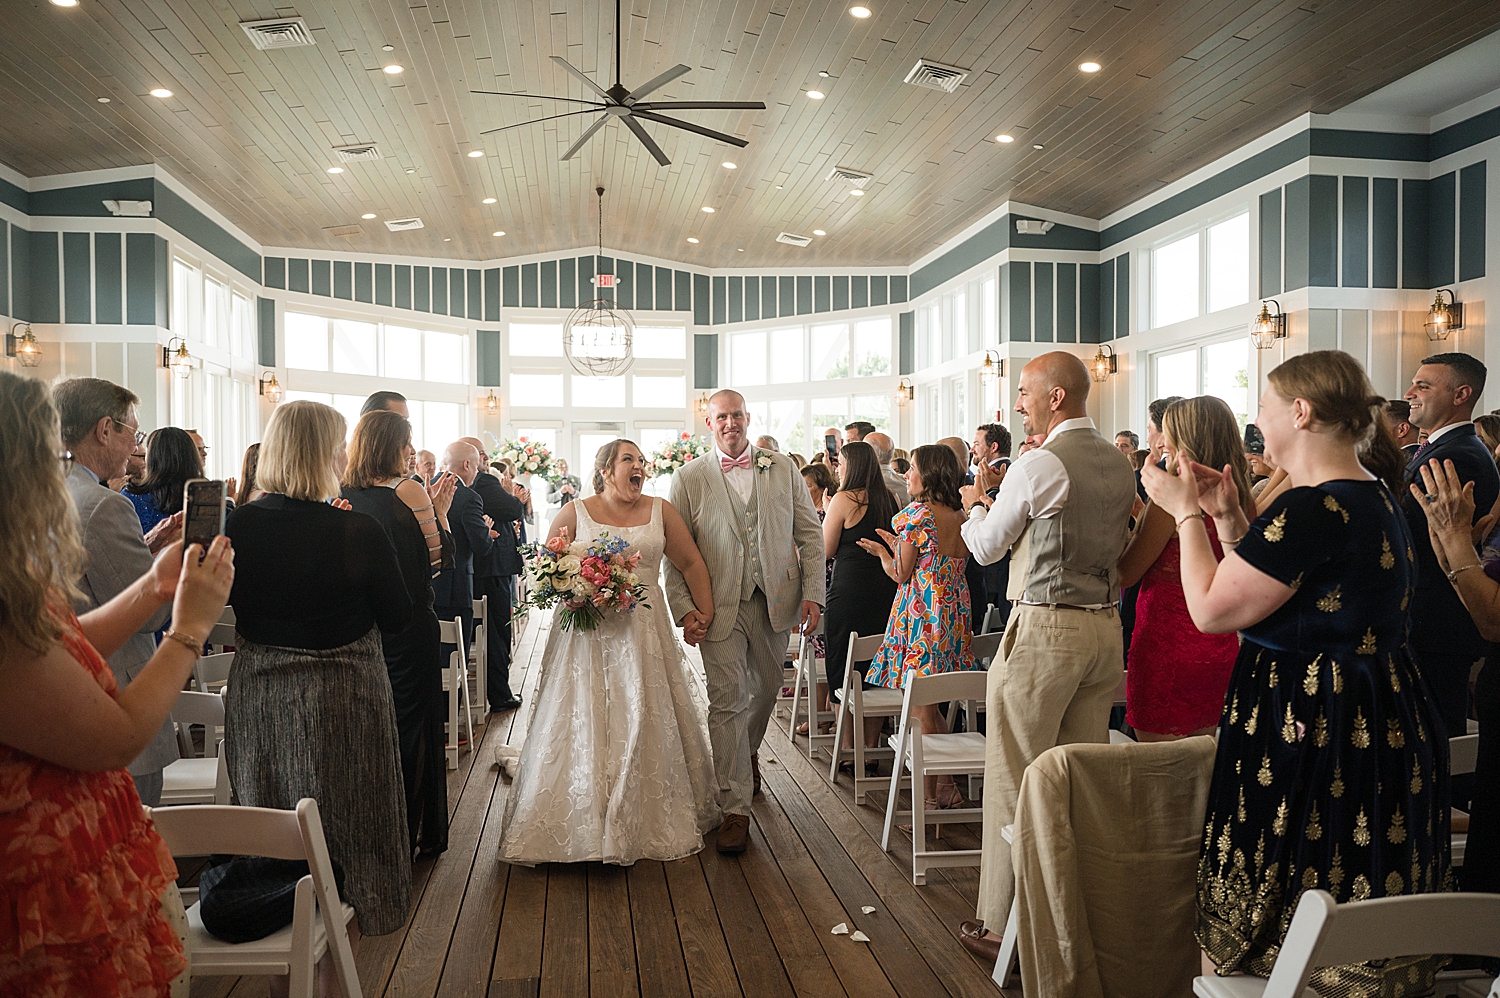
top-left (188, 613), bottom-right (1009, 998)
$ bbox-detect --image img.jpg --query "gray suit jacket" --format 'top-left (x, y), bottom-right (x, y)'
top-left (665, 448), bottom-right (826, 643)
top-left (66, 463), bottom-right (177, 775)
top-left (882, 466), bottom-right (910, 508)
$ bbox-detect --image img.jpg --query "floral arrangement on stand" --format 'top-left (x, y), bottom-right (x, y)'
top-left (495, 437), bottom-right (555, 480)
top-left (522, 530), bottom-right (649, 632)
top-left (647, 432), bottom-right (710, 478)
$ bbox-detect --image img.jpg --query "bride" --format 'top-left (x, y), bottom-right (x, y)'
top-left (496, 438), bottom-right (721, 865)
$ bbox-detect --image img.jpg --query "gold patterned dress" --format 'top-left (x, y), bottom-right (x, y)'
top-left (1197, 481), bottom-right (1450, 997)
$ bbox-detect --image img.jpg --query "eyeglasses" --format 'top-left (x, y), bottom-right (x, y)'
top-left (60, 450), bottom-right (74, 475)
top-left (110, 418), bottom-right (145, 447)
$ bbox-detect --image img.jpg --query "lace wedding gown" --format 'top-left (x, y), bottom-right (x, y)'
top-left (496, 497), bottom-right (721, 865)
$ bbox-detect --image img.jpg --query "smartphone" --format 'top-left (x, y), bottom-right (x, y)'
top-left (183, 478), bottom-right (226, 554)
top-left (1244, 424), bottom-right (1265, 456)
top-left (824, 432), bottom-right (838, 458)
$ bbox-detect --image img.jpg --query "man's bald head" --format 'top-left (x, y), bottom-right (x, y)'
top-left (865, 431), bottom-right (894, 465)
top-left (1029, 352), bottom-right (1091, 406)
top-left (442, 441), bottom-right (483, 485)
top-left (1015, 351), bottom-right (1090, 438)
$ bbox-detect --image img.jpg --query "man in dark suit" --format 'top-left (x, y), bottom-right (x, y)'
top-left (460, 437), bottom-right (527, 712)
top-left (1384, 398), bottom-right (1421, 465)
top-left (434, 442), bottom-right (495, 706)
top-left (1403, 352), bottom-right (1498, 740)
top-left (969, 423), bottom-right (1013, 630)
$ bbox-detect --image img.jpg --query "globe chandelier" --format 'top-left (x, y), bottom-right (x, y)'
top-left (564, 186), bottom-right (635, 378)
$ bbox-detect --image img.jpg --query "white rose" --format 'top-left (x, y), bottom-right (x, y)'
top-left (556, 554), bottom-right (582, 576)
top-left (570, 577), bottom-right (592, 597)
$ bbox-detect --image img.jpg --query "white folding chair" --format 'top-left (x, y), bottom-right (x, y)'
top-left (828, 633), bottom-right (905, 802)
top-left (149, 799), bottom-right (362, 998)
top-left (439, 617), bottom-right (473, 770)
top-left (786, 624), bottom-right (837, 761)
top-left (470, 595), bottom-right (489, 725)
top-left (205, 606), bottom-right (236, 653)
top-left (193, 651), bottom-right (234, 694)
top-left (1193, 889), bottom-right (1500, 998)
top-left (993, 824), bottom-right (1021, 988)
top-left (1452, 733), bottom-right (1479, 868)
top-left (880, 669), bottom-right (987, 884)
top-left (980, 603), bottom-right (1003, 634)
top-left (946, 631), bottom-right (1003, 734)
top-left (161, 691), bottom-right (231, 806)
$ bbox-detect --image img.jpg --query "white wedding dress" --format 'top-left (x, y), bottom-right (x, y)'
top-left (496, 497), bottom-right (721, 865)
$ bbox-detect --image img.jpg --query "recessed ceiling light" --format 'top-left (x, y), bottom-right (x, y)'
top-left (849, 188), bottom-right (865, 196)
top-left (467, 150), bottom-right (484, 158)
top-left (995, 133), bottom-right (1013, 143)
top-left (492, 231), bottom-right (505, 237)
top-left (775, 185), bottom-right (784, 189)
top-left (1079, 61), bottom-right (1101, 73)
top-left (818, 71), bottom-right (830, 78)
top-left (687, 237), bottom-right (700, 243)
top-left (51, 0), bottom-right (79, 7)
top-left (701, 206), bottom-right (715, 213)
top-left (383, 64), bottom-right (404, 75)
top-left (722, 161), bottom-right (737, 169)
top-left (813, 229), bottom-right (826, 236)
top-left (1033, 143), bottom-right (1044, 150)
top-left (326, 166), bottom-right (344, 174)
top-left (405, 168), bottom-right (416, 174)
top-left (149, 88), bottom-right (173, 98)
top-left (806, 90), bottom-right (825, 100)
top-left (382, 44), bottom-right (394, 52)
top-left (737, 248), bottom-right (744, 252)
top-left (482, 197), bottom-right (497, 204)
top-left (97, 97), bottom-right (111, 103)
top-left (444, 237), bottom-right (451, 242)
top-left (849, 5), bottom-right (872, 17)
top-left (361, 213), bottom-right (376, 219)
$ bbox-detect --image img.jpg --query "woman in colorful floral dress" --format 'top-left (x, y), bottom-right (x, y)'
top-left (860, 443), bottom-right (976, 810)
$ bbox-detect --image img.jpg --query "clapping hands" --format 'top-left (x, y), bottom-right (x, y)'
top-left (426, 472), bottom-right (458, 519)
top-left (144, 511), bottom-right (184, 554)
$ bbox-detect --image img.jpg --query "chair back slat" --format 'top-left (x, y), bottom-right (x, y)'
top-left (173, 689), bottom-right (225, 727)
top-left (207, 622), bottom-right (237, 648)
top-left (194, 652), bottom-right (234, 690)
top-left (148, 803), bottom-right (305, 860)
top-left (902, 669), bottom-right (988, 708)
top-left (971, 632), bottom-right (1003, 665)
top-left (218, 605), bottom-right (236, 625)
top-left (1450, 734), bottom-right (1479, 777)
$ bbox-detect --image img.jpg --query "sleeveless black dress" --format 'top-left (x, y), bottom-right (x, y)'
top-left (342, 483), bottom-right (452, 856)
top-left (823, 502), bottom-right (899, 698)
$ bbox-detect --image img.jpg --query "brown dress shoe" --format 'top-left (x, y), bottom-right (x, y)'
top-left (958, 920), bottom-right (1001, 964)
top-left (752, 753), bottom-right (762, 797)
top-left (716, 813), bottom-right (750, 854)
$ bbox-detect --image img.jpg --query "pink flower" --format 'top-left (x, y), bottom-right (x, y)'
top-left (545, 535), bottom-right (569, 553)
top-left (626, 552), bottom-right (642, 569)
top-left (592, 589), bottom-right (614, 607)
top-left (610, 553), bottom-right (625, 567)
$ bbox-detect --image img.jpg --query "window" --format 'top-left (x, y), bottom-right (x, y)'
top-left (634, 326), bottom-right (686, 358)
top-left (204, 278), bottom-right (229, 350)
top-left (950, 292), bottom-right (966, 358)
top-left (509, 323), bottom-right (564, 357)
top-left (769, 327), bottom-right (805, 383)
top-left (172, 259), bottom-right (202, 341)
top-left (285, 311), bottom-right (467, 384)
top-left (414, 401), bottom-right (465, 455)
top-left (636, 426), bottom-right (684, 458)
top-left (812, 397), bottom-right (848, 437)
top-left (1153, 348), bottom-right (1197, 401)
top-left (383, 325), bottom-right (423, 375)
top-left (850, 394), bottom-right (890, 432)
top-left (1207, 213), bottom-right (1250, 313)
top-left (925, 304), bottom-right (941, 368)
top-left (633, 375), bottom-right (685, 407)
top-left (232, 292), bottom-right (254, 360)
top-left (1151, 338), bottom-right (1253, 429)
top-left (731, 331), bottom-right (767, 386)
top-left (332, 319), bottom-right (377, 376)
top-left (811, 323), bottom-right (850, 380)
top-left (1153, 232), bottom-right (1200, 328)
top-left (514, 428), bottom-right (558, 454)
top-left (572, 375), bottom-right (626, 407)
top-left (511, 374), bottom-right (564, 408)
top-left (285, 311), bottom-right (329, 371)
top-left (853, 318), bottom-right (892, 377)
top-left (949, 376), bottom-right (967, 436)
top-left (425, 331), bottom-right (466, 384)
top-left (982, 277), bottom-right (997, 345)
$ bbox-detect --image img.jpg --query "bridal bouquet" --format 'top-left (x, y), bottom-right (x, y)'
top-left (495, 437), bottom-right (555, 479)
top-left (523, 530), bottom-right (649, 631)
top-left (647, 432), bottom-right (709, 478)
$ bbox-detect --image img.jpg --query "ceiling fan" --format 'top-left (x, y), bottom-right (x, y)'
top-left (471, 0), bottom-right (764, 167)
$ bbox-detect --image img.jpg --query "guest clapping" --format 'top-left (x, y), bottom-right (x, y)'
top-left (123, 426), bottom-right (202, 534)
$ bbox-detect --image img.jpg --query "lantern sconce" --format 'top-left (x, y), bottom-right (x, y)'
top-left (162, 336), bottom-right (193, 377)
top-left (1250, 299), bottom-right (1288, 349)
top-left (483, 389), bottom-right (502, 416)
top-left (896, 377), bottom-right (915, 404)
top-left (257, 372), bottom-right (283, 404)
top-left (1425, 289), bottom-right (1464, 341)
top-left (1091, 344), bottom-right (1117, 383)
top-left (694, 391), bottom-right (711, 417)
top-left (978, 349), bottom-right (1004, 384)
top-left (5, 323), bottom-right (42, 368)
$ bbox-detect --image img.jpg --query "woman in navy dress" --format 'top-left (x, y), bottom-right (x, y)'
top-left (123, 426), bottom-right (201, 533)
top-left (1144, 351), bottom-right (1447, 996)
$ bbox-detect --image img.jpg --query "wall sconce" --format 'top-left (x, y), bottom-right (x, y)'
top-left (694, 391), bottom-right (711, 417)
top-left (1425, 289), bottom-right (1464, 341)
top-left (978, 349), bottom-right (1004, 384)
top-left (1250, 299), bottom-right (1287, 349)
top-left (896, 377), bottom-right (915, 404)
top-left (1091, 344), bottom-right (1117, 383)
top-left (5, 323), bottom-right (42, 368)
top-left (257, 372), bottom-right (283, 404)
top-left (483, 389), bottom-right (501, 416)
top-left (162, 337), bottom-right (193, 377)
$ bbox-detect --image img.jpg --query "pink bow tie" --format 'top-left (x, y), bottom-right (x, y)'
top-left (721, 450), bottom-right (753, 472)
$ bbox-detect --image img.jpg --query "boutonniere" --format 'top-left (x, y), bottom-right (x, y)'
top-left (755, 452), bottom-right (774, 473)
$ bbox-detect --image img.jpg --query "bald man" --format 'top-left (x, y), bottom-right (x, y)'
top-left (434, 442), bottom-right (496, 698)
top-left (954, 351), bottom-right (1137, 960)
top-left (458, 437), bottom-right (526, 712)
top-left (864, 431), bottom-right (909, 507)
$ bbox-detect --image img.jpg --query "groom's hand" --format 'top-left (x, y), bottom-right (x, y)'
top-left (799, 601), bottom-right (822, 634)
top-left (679, 609), bottom-right (710, 646)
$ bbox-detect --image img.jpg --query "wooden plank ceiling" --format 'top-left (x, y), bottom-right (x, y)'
top-left (2, 0), bottom-right (1497, 268)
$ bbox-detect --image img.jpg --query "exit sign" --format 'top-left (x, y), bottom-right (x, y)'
top-left (594, 273), bottom-right (616, 288)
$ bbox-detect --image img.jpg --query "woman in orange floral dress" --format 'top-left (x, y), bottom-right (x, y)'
top-left (0, 371), bottom-right (235, 997)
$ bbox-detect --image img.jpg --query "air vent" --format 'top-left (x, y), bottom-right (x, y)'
top-left (903, 59), bottom-right (968, 93)
top-left (334, 143), bottom-right (382, 162)
top-left (240, 16), bottom-right (316, 50)
top-left (323, 223), bottom-right (362, 237)
top-left (385, 217), bottom-right (425, 232)
top-left (776, 232), bottom-right (812, 247)
top-left (827, 166), bottom-right (872, 188)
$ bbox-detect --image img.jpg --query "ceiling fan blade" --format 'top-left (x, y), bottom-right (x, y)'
top-left (470, 90), bottom-right (604, 107)
top-left (550, 55), bottom-right (611, 100)
top-left (631, 110), bottom-right (750, 148)
top-left (624, 64), bottom-right (692, 104)
top-left (560, 115), bottom-right (611, 161)
top-left (630, 101), bottom-right (766, 110)
top-left (621, 115), bottom-right (671, 167)
top-left (481, 109), bottom-right (602, 136)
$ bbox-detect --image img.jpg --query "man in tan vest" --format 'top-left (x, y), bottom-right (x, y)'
top-left (955, 351), bottom-right (1137, 961)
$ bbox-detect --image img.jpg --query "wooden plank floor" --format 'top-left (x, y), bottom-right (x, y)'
top-left (188, 612), bottom-right (1014, 998)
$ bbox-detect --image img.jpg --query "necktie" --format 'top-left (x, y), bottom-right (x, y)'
top-left (721, 450), bottom-right (753, 472)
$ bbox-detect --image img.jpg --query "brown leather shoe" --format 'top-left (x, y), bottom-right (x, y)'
top-left (716, 813), bottom-right (750, 854)
top-left (752, 753), bottom-right (762, 797)
top-left (958, 920), bottom-right (1001, 964)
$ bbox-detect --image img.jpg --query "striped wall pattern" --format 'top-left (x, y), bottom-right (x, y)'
top-left (3, 222), bottom-right (169, 325)
top-left (1000, 257), bottom-right (1125, 344)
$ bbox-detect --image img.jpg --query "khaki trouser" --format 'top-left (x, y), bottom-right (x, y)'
top-left (698, 590), bottom-right (788, 816)
top-left (976, 603), bottom-right (1123, 929)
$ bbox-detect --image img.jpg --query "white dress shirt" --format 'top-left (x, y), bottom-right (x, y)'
top-left (1424, 420), bottom-right (1474, 445)
top-left (714, 445), bottom-right (754, 503)
top-left (961, 416), bottom-right (1096, 567)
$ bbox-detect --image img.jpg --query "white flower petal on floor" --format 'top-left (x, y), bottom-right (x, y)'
top-left (830, 922), bottom-right (849, 935)
top-left (860, 906), bottom-right (877, 914)
top-left (849, 930), bottom-right (871, 943)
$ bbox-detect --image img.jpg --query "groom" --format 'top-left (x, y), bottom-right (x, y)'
top-left (667, 389), bottom-right (825, 854)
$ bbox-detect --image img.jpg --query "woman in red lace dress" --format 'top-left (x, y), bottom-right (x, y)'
top-left (0, 371), bottom-right (235, 997)
top-left (1117, 396), bottom-right (1253, 739)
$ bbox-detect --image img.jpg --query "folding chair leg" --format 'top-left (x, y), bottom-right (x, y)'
top-left (852, 719), bottom-right (867, 804)
top-left (880, 726), bottom-right (907, 851)
top-left (829, 699), bottom-right (848, 783)
top-left (787, 652), bottom-right (806, 739)
top-left (992, 894), bottom-right (1020, 987)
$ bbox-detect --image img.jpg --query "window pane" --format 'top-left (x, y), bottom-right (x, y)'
top-left (284, 311), bottom-right (329, 371)
top-left (332, 319), bottom-right (377, 376)
top-left (232, 293), bottom-right (254, 360)
top-left (732, 331), bottom-right (766, 386)
top-left (1203, 339), bottom-right (1252, 429)
top-left (982, 278), bottom-right (998, 345)
top-left (204, 278), bottom-right (229, 349)
top-left (383, 325), bottom-right (422, 376)
top-left (766, 400), bottom-right (807, 456)
top-left (331, 394), bottom-right (366, 438)
top-left (951, 292), bottom-right (967, 358)
top-left (511, 374), bottom-right (564, 407)
top-left (926, 304), bottom-right (941, 368)
top-left (850, 394), bottom-right (890, 432)
top-left (633, 375), bottom-right (684, 407)
top-left (572, 375), bottom-right (626, 407)
top-left (425, 331), bottom-right (466, 384)
top-left (283, 390), bottom-right (333, 405)
top-left (1154, 232), bottom-right (1200, 328)
top-left (634, 326), bottom-right (685, 358)
top-left (636, 426), bottom-right (684, 457)
top-left (172, 260), bottom-right (200, 340)
top-left (1208, 213), bottom-right (1250, 313)
top-left (812, 398), bottom-right (848, 442)
top-left (949, 377), bottom-right (966, 436)
top-left (769, 327), bottom-right (805, 383)
top-left (1153, 348), bottom-right (1198, 401)
top-left (419, 401), bottom-right (464, 455)
top-left (811, 323), bottom-right (850, 380)
top-left (510, 322), bottom-right (563, 356)
top-left (853, 318), bottom-right (892, 377)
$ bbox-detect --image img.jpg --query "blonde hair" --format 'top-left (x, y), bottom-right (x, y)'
top-left (0, 372), bottom-right (86, 662)
top-left (592, 438), bottom-right (641, 494)
top-left (1267, 350), bottom-right (1407, 494)
top-left (1161, 396), bottom-right (1257, 522)
top-left (258, 400), bottom-right (345, 501)
top-left (343, 410), bottom-right (411, 490)
top-left (1475, 413), bottom-right (1500, 455)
